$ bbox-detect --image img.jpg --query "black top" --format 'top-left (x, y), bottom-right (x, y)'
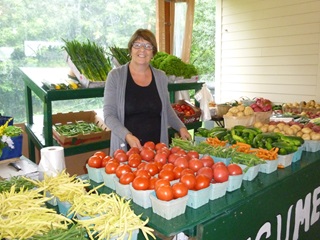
top-left (124, 67), bottom-right (162, 145)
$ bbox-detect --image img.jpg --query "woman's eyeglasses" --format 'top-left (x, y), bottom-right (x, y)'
top-left (132, 42), bottom-right (153, 50)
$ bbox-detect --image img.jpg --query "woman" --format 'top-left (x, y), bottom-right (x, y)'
top-left (103, 28), bottom-right (191, 155)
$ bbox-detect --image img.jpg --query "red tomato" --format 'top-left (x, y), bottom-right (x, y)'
top-left (170, 146), bottom-right (182, 154)
top-left (115, 164), bottom-right (132, 179)
top-left (132, 176), bottom-right (150, 190)
top-left (176, 150), bottom-right (187, 156)
top-left (157, 147), bottom-right (171, 157)
top-left (101, 155), bottom-right (113, 167)
top-left (154, 152), bottom-right (168, 165)
top-left (188, 158), bottom-right (204, 172)
top-left (156, 185), bottom-right (174, 201)
top-left (114, 152), bottom-right (128, 163)
top-left (137, 162), bottom-right (147, 170)
top-left (212, 161), bottom-right (226, 170)
top-left (181, 168), bottom-right (195, 176)
top-left (154, 161), bottom-right (164, 171)
top-left (149, 177), bottom-right (158, 190)
top-left (135, 169), bottom-right (151, 179)
top-left (94, 151), bottom-right (107, 159)
top-left (180, 173), bottom-right (196, 190)
top-left (227, 164), bottom-right (243, 176)
top-left (144, 162), bottom-right (159, 176)
top-left (174, 156), bottom-right (189, 168)
top-left (88, 156), bottom-right (102, 168)
top-left (168, 153), bottom-right (180, 164)
top-left (126, 147), bottom-right (140, 156)
top-left (200, 155), bottom-right (214, 167)
top-left (128, 153), bottom-right (142, 168)
top-left (140, 148), bottom-right (155, 161)
top-left (144, 141), bottom-right (155, 150)
top-left (173, 166), bottom-right (184, 180)
top-left (105, 160), bottom-right (120, 174)
top-left (194, 174), bottom-right (211, 190)
top-left (158, 169), bottom-right (175, 181)
top-left (197, 166), bottom-right (213, 180)
top-left (162, 163), bottom-right (175, 171)
top-left (119, 172), bottom-right (135, 185)
top-left (187, 150), bottom-right (200, 159)
top-left (155, 142), bottom-right (167, 151)
top-left (172, 182), bottom-right (188, 199)
top-left (154, 178), bottom-right (171, 191)
top-left (213, 165), bottom-right (229, 183)
top-left (113, 149), bottom-right (125, 158)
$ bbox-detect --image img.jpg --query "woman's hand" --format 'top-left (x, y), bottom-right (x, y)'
top-left (125, 133), bottom-right (142, 150)
top-left (179, 127), bottom-right (192, 140)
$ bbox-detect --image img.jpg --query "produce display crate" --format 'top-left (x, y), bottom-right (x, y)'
top-left (67, 56), bottom-right (106, 88)
top-left (150, 192), bottom-right (188, 220)
top-left (223, 115), bottom-right (255, 130)
top-left (254, 111), bottom-right (272, 124)
top-left (216, 104), bottom-right (231, 117)
top-left (173, 100), bottom-right (201, 124)
top-left (52, 111), bottom-right (111, 147)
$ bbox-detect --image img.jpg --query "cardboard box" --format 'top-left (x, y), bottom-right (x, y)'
top-left (173, 100), bottom-right (201, 124)
top-left (52, 111), bottom-right (110, 147)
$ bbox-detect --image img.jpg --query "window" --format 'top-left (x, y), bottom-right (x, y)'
top-left (0, 0), bottom-right (215, 123)
top-left (0, 0), bottom-right (155, 123)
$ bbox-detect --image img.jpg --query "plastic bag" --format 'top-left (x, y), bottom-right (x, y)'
top-left (194, 84), bottom-right (214, 121)
top-left (175, 90), bottom-right (191, 101)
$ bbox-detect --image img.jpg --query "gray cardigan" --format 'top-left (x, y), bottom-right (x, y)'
top-left (103, 63), bottom-right (186, 155)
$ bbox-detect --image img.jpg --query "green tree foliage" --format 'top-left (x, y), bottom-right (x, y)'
top-left (191, 0), bottom-right (216, 82)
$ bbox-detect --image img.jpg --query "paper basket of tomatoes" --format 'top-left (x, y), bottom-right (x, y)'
top-left (172, 100), bottom-right (201, 124)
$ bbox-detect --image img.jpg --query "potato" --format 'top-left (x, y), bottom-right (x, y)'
top-left (311, 133), bottom-right (320, 140)
top-left (236, 104), bottom-right (245, 112)
top-left (290, 126), bottom-right (298, 135)
top-left (236, 111), bottom-right (244, 117)
top-left (268, 125), bottom-right (276, 132)
top-left (260, 126), bottom-right (268, 133)
top-left (301, 133), bottom-right (311, 140)
top-left (296, 131), bottom-right (303, 137)
top-left (254, 121), bottom-right (263, 128)
top-left (301, 127), bottom-right (312, 134)
top-left (228, 107), bottom-right (239, 114)
top-left (277, 123), bottom-right (285, 131)
top-left (225, 112), bottom-right (233, 117)
top-left (273, 127), bottom-right (281, 133)
top-left (291, 124), bottom-right (301, 131)
top-left (285, 127), bottom-right (294, 136)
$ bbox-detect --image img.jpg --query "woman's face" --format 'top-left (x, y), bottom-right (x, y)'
top-left (130, 38), bottom-right (154, 66)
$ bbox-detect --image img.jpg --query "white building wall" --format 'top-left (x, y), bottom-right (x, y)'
top-left (215, 0), bottom-right (320, 104)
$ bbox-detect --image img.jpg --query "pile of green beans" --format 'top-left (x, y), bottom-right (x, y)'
top-left (54, 121), bottom-right (103, 137)
top-left (0, 176), bottom-right (36, 193)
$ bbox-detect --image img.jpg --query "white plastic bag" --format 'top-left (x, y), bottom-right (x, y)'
top-left (194, 84), bottom-right (214, 121)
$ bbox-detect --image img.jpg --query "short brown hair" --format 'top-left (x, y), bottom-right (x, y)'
top-left (128, 28), bottom-right (158, 55)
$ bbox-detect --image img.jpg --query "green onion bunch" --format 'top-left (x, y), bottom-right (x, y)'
top-left (62, 39), bottom-right (112, 82)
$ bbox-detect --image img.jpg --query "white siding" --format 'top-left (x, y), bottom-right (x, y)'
top-left (215, 0), bottom-right (320, 104)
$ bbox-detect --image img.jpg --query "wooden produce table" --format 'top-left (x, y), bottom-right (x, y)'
top-left (91, 150), bottom-right (320, 239)
top-left (20, 67), bottom-right (204, 162)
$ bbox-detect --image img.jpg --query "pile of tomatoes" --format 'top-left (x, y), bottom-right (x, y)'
top-left (87, 141), bottom-right (243, 202)
top-left (172, 103), bottom-right (196, 116)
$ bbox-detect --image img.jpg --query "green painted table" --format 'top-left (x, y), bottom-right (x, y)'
top-left (20, 67), bottom-right (203, 162)
top-left (92, 150), bottom-right (320, 239)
